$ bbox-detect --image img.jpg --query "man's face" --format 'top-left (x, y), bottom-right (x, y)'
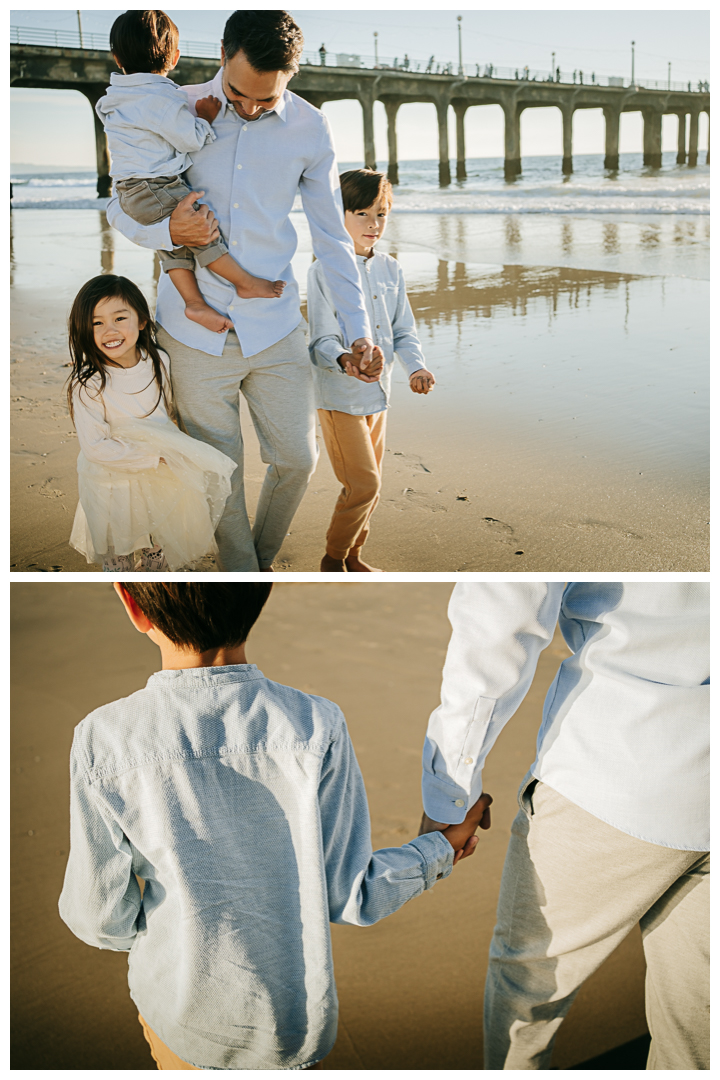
top-left (220, 46), bottom-right (292, 120)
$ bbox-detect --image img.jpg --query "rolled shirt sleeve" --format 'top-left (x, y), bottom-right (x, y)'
top-left (422, 583), bottom-right (565, 824)
top-left (106, 194), bottom-right (174, 254)
top-left (321, 713), bottom-right (454, 927)
top-left (58, 730), bottom-right (142, 951)
top-left (299, 116), bottom-right (373, 349)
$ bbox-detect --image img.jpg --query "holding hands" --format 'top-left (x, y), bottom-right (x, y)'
top-left (340, 339), bottom-right (385, 382)
top-left (419, 792), bottom-right (493, 865)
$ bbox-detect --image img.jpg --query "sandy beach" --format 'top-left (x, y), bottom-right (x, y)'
top-left (11, 582), bottom-right (650, 1069)
top-left (11, 203), bottom-right (708, 572)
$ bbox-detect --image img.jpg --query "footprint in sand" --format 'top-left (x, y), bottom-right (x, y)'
top-left (562, 520), bottom-right (643, 541)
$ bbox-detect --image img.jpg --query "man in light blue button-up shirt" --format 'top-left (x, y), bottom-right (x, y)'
top-left (105, 11), bottom-right (376, 570)
top-left (421, 583), bottom-right (709, 1070)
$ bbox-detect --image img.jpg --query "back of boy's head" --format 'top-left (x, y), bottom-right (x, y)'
top-left (339, 169), bottom-right (393, 214)
top-left (110, 10), bottom-right (179, 75)
top-left (122, 584), bottom-right (272, 652)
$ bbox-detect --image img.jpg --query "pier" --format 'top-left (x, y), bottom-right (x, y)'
top-left (10, 35), bottom-right (710, 195)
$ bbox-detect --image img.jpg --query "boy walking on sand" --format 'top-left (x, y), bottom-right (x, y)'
top-left (58, 584), bottom-right (491, 1070)
top-left (307, 170), bottom-right (435, 573)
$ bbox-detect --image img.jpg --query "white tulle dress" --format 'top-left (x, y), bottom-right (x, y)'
top-left (69, 357), bottom-right (236, 570)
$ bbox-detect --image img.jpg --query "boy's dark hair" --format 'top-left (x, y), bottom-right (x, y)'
top-left (122, 584), bottom-right (273, 652)
top-left (110, 10), bottom-right (179, 75)
top-left (222, 10), bottom-right (304, 73)
top-left (339, 169), bottom-right (394, 214)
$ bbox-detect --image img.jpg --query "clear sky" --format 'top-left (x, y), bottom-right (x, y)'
top-left (11, 6), bottom-right (711, 167)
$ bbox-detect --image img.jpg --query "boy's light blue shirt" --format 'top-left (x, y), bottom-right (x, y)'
top-left (423, 583), bottom-right (709, 851)
top-left (105, 72), bottom-right (373, 359)
top-left (307, 251), bottom-right (426, 414)
top-left (96, 71), bottom-right (216, 181)
top-left (59, 665), bottom-right (453, 1070)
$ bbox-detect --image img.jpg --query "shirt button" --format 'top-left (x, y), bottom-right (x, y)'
top-left (373, 295), bottom-right (377, 299)
top-left (237, 164), bottom-right (243, 170)
top-left (229, 305), bottom-right (235, 312)
top-left (233, 203), bottom-right (239, 208)
top-left (232, 240), bottom-right (237, 246)
top-left (464, 757), bottom-right (474, 765)
top-left (376, 324), bottom-right (380, 329)
top-left (454, 799), bottom-right (465, 808)
top-left (243, 124), bottom-right (248, 131)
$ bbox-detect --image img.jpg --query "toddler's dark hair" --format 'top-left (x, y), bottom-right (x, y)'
top-left (110, 10), bottom-right (179, 75)
top-left (66, 274), bottom-right (173, 425)
top-left (223, 10), bottom-right (303, 73)
top-left (121, 584), bottom-right (273, 651)
top-left (339, 169), bottom-right (394, 214)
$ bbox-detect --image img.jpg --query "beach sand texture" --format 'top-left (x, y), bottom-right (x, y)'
top-left (11, 583), bottom-right (650, 1070)
top-left (11, 207), bottom-right (708, 572)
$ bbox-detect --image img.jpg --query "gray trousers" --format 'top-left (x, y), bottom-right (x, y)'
top-left (116, 175), bottom-right (228, 272)
top-left (484, 778), bottom-right (709, 1070)
top-left (157, 325), bottom-right (318, 571)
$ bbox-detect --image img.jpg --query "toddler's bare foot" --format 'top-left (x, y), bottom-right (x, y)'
top-left (345, 555), bottom-right (383, 572)
top-left (320, 554), bottom-right (347, 572)
top-left (235, 276), bottom-right (286, 300)
top-left (184, 300), bottom-right (233, 333)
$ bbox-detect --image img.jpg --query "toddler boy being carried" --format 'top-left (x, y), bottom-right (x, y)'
top-left (96, 10), bottom-right (284, 334)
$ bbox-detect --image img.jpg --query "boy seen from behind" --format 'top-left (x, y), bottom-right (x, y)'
top-left (307, 170), bottom-right (435, 573)
top-left (59, 584), bottom-right (491, 1070)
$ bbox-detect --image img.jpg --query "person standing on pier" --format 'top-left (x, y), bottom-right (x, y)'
top-left (106, 9), bottom-right (377, 572)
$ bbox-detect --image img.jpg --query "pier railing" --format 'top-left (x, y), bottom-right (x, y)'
top-left (10, 26), bottom-right (707, 93)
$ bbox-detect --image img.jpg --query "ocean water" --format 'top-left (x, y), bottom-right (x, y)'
top-left (10, 153), bottom-right (709, 214)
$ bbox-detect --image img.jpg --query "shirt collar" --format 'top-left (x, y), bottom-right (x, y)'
top-left (210, 70), bottom-right (289, 123)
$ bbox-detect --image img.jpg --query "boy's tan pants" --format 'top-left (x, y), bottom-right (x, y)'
top-left (317, 409), bottom-right (387, 560)
top-left (484, 779), bottom-right (710, 1070)
top-left (138, 1015), bottom-right (323, 1070)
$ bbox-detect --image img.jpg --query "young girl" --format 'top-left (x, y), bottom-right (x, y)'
top-left (67, 275), bottom-right (236, 572)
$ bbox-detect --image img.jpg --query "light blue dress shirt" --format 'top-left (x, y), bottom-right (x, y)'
top-left (105, 72), bottom-right (373, 359)
top-left (59, 665), bottom-right (454, 1070)
top-left (423, 583), bottom-right (709, 851)
top-left (307, 251), bottom-right (426, 414)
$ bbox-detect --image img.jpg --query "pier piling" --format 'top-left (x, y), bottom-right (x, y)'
top-left (454, 102), bottom-right (468, 180)
top-left (642, 108), bottom-right (663, 168)
top-left (688, 110), bottom-right (699, 166)
top-left (676, 112), bottom-right (687, 164)
top-left (603, 106), bottom-right (621, 170)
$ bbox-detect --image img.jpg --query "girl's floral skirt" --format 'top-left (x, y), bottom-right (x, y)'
top-left (70, 420), bottom-right (236, 570)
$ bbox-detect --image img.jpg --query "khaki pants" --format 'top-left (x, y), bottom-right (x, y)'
top-left (484, 779), bottom-right (710, 1070)
top-left (317, 409), bottom-right (386, 560)
top-left (138, 1015), bottom-right (323, 1070)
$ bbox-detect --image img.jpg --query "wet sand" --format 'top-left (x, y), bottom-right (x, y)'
top-left (10, 208), bottom-right (708, 572)
top-left (11, 582), bottom-right (649, 1069)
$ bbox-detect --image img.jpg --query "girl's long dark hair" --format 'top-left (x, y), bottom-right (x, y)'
top-left (66, 275), bottom-right (173, 424)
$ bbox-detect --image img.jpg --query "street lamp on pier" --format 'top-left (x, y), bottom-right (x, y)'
top-left (76, 10), bottom-right (84, 48)
top-left (552, 51), bottom-right (555, 82)
top-left (457, 15), bottom-right (463, 76)
top-left (631, 41), bottom-right (635, 88)
top-left (668, 62), bottom-right (671, 90)
top-left (373, 31), bottom-right (378, 67)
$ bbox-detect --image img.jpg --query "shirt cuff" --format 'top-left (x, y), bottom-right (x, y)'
top-left (422, 772), bottom-right (472, 825)
top-left (406, 830), bottom-right (455, 887)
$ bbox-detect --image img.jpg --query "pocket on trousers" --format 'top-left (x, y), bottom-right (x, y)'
top-left (517, 772), bottom-right (540, 819)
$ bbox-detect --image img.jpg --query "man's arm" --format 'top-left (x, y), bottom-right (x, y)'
top-left (422, 583), bottom-right (566, 826)
top-left (106, 189), bottom-right (219, 253)
top-left (306, 264), bottom-right (382, 383)
top-left (58, 733), bottom-right (142, 951)
top-left (298, 116), bottom-right (374, 355)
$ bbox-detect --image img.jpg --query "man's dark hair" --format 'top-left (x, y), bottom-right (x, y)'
top-left (122, 584), bottom-right (272, 652)
top-left (339, 169), bottom-right (394, 214)
top-left (222, 10), bottom-right (304, 73)
top-left (109, 10), bottom-right (179, 75)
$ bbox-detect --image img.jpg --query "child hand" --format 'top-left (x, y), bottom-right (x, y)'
top-left (409, 368), bottom-right (435, 395)
top-left (196, 95), bottom-right (223, 124)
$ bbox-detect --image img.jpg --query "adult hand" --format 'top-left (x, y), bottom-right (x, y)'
top-left (419, 792), bottom-right (493, 865)
top-left (195, 95), bottom-right (222, 123)
top-left (168, 190), bottom-right (220, 248)
top-left (409, 368), bottom-right (436, 395)
top-left (350, 337), bottom-right (383, 374)
top-left (339, 350), bottom-right (383, 383)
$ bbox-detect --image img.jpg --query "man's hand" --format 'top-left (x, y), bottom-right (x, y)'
top-left (409, 368), bottom-right (436, 395)
top-left (195, 95), bottom-right (222, 124)
top-left (350, 337), bottom-right (384, 372)
top-left (419, 792), bottom-right (493, 865)
top-left (340, 344), bottom-right (384, 383)
top-left (168, 190), bottom-right (220, 248)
